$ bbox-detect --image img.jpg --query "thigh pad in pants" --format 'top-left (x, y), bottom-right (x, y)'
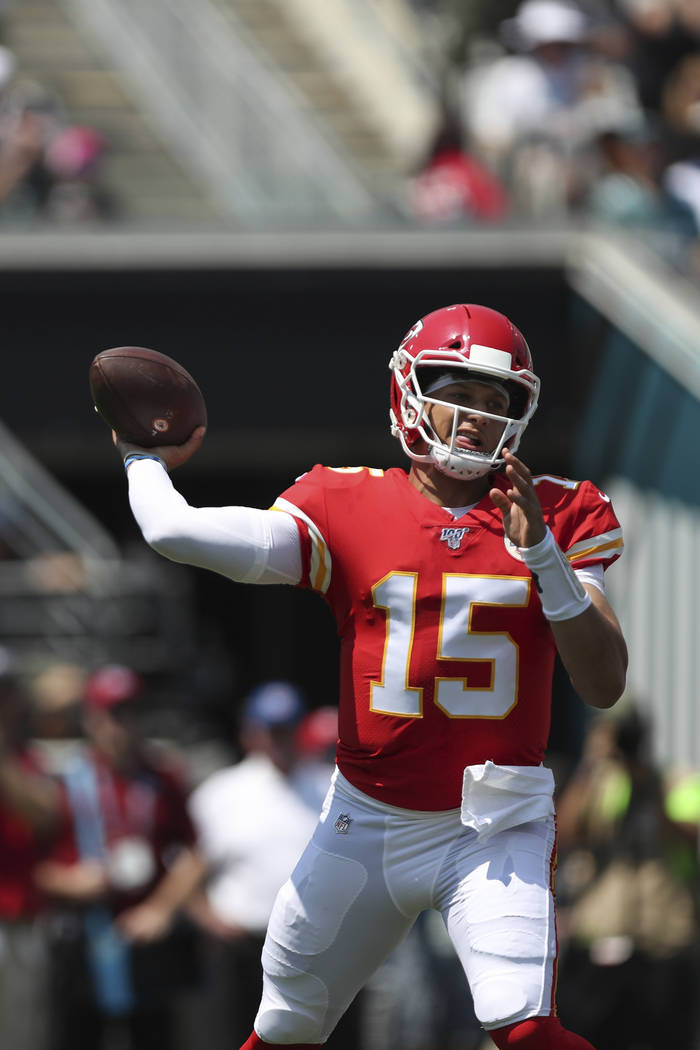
top-left (255, 786), bottom-right (416, 1044)
top-left (444, 819), bottom-right (558, 1030)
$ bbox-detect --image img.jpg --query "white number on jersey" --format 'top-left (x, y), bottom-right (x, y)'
top-left (370, 572), bottom-right (530, 718)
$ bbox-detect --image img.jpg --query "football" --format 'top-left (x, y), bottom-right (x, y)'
top-left (89, 346), bottom-right (207, 447)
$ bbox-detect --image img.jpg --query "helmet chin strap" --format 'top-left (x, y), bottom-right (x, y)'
top-left (430, 447), bottom-right (494, 481)
top-left (423, 403), bottom-right (522, 480)
top-left (427, 413), bottom-right (523, 481)
top-left (392, 392), bottom-right (526, 481)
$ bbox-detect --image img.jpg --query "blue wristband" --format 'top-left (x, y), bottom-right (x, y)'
top-left (123, 453), bottom-right (166, 472)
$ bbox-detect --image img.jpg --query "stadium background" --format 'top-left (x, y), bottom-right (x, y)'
top-left (1, 2), bottom-right (700, 1047)
top-left (1, 0), bottom-right (698, 771)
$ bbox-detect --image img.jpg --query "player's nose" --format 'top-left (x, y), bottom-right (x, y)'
top-left (462, 401), bottom-right (490, 424)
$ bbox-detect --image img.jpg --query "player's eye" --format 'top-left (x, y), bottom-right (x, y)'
top-left (489, 398), bottom-right (508, 413)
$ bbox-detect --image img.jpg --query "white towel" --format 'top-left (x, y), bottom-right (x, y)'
top-left (461, 761), bottom-right (554, 838)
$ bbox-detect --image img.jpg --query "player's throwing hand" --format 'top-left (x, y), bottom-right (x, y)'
top-left (113, 425), bottom-right (206, 472)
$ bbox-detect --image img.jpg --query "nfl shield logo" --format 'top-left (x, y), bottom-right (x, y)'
top-left (440, 527), bottom-right (468, 551)
top-left (334, 812), bottom-right (353, 834)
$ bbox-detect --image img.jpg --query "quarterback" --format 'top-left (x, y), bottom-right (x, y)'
top-left (114, 304), bottom-right (627, 1050)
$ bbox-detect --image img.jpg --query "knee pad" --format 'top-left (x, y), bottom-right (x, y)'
top-left (489, 1016), bottom-right (596, 1049)
top-left (255, 947), bottom-right (329, 1044)
top-left (471, 977), bottom-right (529, 1028)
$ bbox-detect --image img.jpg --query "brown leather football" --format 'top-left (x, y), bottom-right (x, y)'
top-left (89, 346), bottom-right (207, 447)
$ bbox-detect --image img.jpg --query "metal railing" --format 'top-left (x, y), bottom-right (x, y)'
top-left (60, 0), bottom-right (384, 224)
top-left (0, 418), bottom-right (194, 673)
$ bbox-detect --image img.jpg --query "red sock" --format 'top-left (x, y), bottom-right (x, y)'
top-left (489, 1016), bottom-right (596, 1049)
top-left (238, 1033), bottom-right (321, 1050)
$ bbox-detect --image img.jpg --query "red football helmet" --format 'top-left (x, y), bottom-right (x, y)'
top-left (389, 303), bottom-right (540, 480)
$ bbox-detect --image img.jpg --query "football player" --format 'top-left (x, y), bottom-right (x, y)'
top-left (114, 304), bottom-right (627, 1050)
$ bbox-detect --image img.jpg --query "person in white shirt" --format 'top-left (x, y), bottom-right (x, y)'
top-left (187, 682), bottom-right (357, 1050)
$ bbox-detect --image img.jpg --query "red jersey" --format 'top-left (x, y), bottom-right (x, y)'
top-left (0, 750), bottom-right (47, 919)
top-left (275, 466), bottom-right (623, 810)
top-left (409, 148), bottom-right (509, 224)
top-left (47, 750), bottom-right (196, 914)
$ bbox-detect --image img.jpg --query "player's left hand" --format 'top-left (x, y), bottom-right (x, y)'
top-left (490, 449), bottom-right (547, 549)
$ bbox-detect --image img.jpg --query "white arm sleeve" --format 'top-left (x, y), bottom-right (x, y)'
top-left (126, 458), bottom-right (302, 585)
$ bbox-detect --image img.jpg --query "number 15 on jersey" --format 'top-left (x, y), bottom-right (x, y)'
top-left (370, 572), bottom-right (531, 719)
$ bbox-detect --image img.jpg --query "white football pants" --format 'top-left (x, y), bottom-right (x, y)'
top-left (255, 768), bottom-right (557, 1045)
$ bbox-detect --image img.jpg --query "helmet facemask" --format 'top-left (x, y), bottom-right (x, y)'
top-left (390, 346), bottom-right (540, 481)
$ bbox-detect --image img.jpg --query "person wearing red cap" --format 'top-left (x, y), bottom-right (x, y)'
top-left (34, 664), bottom-right (206, 1050)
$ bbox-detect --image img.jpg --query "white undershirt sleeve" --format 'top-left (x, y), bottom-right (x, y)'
top-left (574, 564), bottom-right (605, 594)
top-left (125, 458), bottom-right (302, 585)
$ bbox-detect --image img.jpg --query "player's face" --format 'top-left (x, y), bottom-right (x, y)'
top-left (426, 380), bottom-right (509, 455)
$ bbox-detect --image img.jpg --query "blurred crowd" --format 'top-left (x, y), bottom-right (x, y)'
top-left (0, 43), bottom-right (115, 226)
top-left (403, 0), bottom-right (700, 272)
top-left (3, 0), bottom-right (700, 268)
top-left (3, 643), bottom-right (700, 1050)
top-left (0, 657), bottom-right (350, 1050)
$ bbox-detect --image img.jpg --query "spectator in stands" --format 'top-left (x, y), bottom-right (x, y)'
top-left (0, 48), bottom-right (68, 222)
top-left (611, 0), bottom-right (700, 115)
top-left (403, 107), bottom-right (510, 225)
top-left (586, 111), bottom-right (686, 222)
top-left (555, 706), bottom-right (699, 1050)
top-left (0, 45), bottom-right (45, 216)
top-left (28, 661), bottom-right (88, 769)
top-left (0, 44), bottom-right (115, 225)
top-left (34, 664), bottom-right (205, 1050)
top-left (0, 647), bottom-right (60, 1050)
top-left (461, 0), bottom-right (644, 216)
top-left (186, 682), bottom-right (358, 1050)
top-left (295, 703), bottom-right (340, 765)
top-left (41, 124), bottom-right (117, 223)
top-left (666, 763), bottom-right (700, 847)
top-left (658, 50), bottom-right (700, 245)
top-left (583, 112), bottom-right (699, 266)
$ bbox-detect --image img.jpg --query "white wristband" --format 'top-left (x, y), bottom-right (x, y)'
top-left (519, 527), bottom-right (592, 622)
